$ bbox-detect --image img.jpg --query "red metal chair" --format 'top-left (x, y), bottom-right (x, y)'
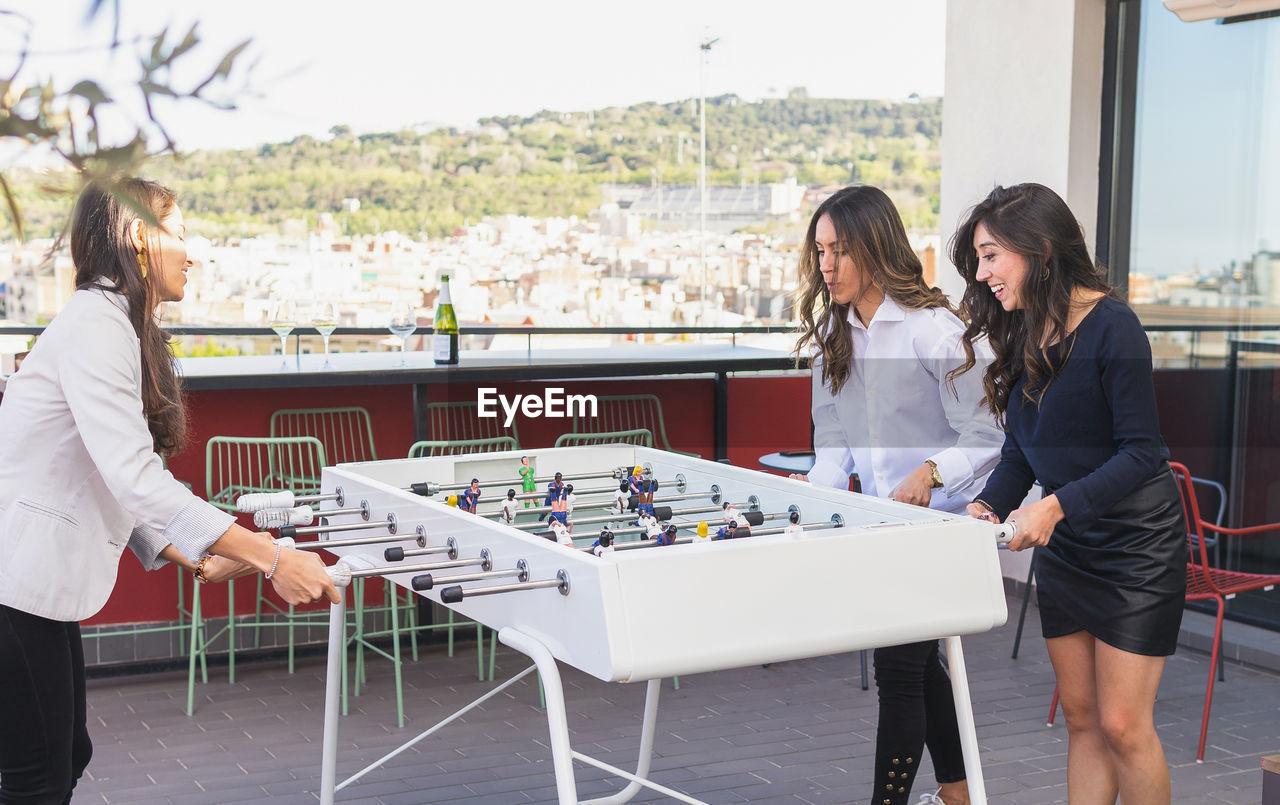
top-left (1171, 460), bottom-right (1280, 761)
top-left (1046, 461), bottom-right (1280, 762)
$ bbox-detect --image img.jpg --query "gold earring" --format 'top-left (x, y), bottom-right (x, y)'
top-left (1042, 265), bottom-right (1049, 281)
top-left (137, 251), bottom-right (148, 278)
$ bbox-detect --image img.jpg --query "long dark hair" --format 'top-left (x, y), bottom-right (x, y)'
top-left (70, 178), bottom-right (187, 456)
top-left (794, 185), bottom-right (952, 395)
top-left (949, 183), bottom-right (1113, 423)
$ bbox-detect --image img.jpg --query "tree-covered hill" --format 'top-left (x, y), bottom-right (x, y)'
top-left (6, 93), bottom-right (941, 240)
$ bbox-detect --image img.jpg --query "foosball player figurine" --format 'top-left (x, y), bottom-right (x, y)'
top-left (783, 511), bottom-right (804, 536)
top-left (545, 471), bottom-right (565, 506)
top-left (637, 476), bottom-right (657, 517)
top-left (549, 517), bottom-right (573, 547)
top-left (628, 465), bottom-right (644, 511)
top-left (460, 478), bottom-right (481, 514)
top-left (611, 480), bottom-right (629, 525)
top-left (643, 515), bottom-right (666, 541)
top-left (500, 488), bottom-right (518, 525)
top-left (592, 528), bottom-right (615, 557)
top-left (722, 502), bottom-right (741, 527)
top-left (713, 524), bottom-right (733, 541)
top-left (445, 493), bottom-right (459, 508)
top-left (548, 485), bottom-right (569, 530)
top-left (564, 484), bottom-right (577, 528)
top-left (653, 523), bottom-right (678, 547)
top-left (519, 455), bottom-right (537, 508)
top-left (693, 521), bottom-right (711, 542)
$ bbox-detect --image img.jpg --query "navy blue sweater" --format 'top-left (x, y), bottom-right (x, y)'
top-left (976, 296), bottom-right (1169, 535)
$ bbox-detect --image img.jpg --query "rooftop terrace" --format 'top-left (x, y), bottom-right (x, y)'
top-left (76, 589), bottom-right (1278, 805)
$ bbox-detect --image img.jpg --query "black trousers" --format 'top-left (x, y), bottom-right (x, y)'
top-left (0, 604), bottom-right (92, 805)
top-left (870, 639), bottom-right (966, 805)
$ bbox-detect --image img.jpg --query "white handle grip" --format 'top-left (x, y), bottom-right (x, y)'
top-left (995, 521), bottom-right (1017, 544)
top-left (237, 491), bottom-right (296, 512)
top-left (254, 506), bottom-right (315, 529)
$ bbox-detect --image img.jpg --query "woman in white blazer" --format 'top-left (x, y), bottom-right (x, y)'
top-left (0, 179), bottom-right (338, 803)
top-left (792, 186), bottom-right (1002, 805)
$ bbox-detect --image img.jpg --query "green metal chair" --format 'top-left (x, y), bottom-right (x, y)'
top-left (554, 427), bottom-right (654, 448)
top-left (408, 436), bottom-right (520, 457)
top-left (270, 406), bottom-right (379, 466)
top-left (569, 394), bottom-right (696, 455)
top-left (193, 435), bottom-right (327, 713)
top-left (422, 400), bottom-right (521, 446)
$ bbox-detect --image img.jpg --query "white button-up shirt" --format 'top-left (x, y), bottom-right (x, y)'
top-left (808, 297), bottom-right (1002, 513)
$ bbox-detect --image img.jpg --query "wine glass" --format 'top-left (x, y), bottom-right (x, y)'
top-left (312, 300), bottom-right (338, 369)
top-left (388, 301), bottom-right (416, 366)
top-left (267, 297), bottom-right (296, 370)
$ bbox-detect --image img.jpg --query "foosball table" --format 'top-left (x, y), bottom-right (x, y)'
top-left (238, 445), bottom-right (1013, 805)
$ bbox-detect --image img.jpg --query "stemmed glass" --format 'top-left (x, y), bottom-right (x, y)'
top-left (388, 301), bottom-right (416, 366)
top-left (312, 300), bottom-right (338, 369)
top-left (267, 298), bottom-right (296, 370)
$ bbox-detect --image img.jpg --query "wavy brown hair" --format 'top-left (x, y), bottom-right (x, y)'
top-left (794, 185), bottom-right (953, 395)
top-left (949, 183), bottom-right (1113, 424)
top-left (70, 178), bottom-right (188, 456)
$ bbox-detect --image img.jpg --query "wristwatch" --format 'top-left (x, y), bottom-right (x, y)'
top-left (194, 555), bottom-right (212, 583)
top-left (924, 459), bottom-right (944, 489)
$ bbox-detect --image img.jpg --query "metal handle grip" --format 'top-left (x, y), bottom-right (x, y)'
top-left (439, 569), bottom-right (569, 604)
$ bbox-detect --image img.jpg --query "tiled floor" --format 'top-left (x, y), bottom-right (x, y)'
top-left (74, 594), bottom-right (1279, 804)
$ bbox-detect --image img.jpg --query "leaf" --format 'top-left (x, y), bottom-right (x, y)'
top-left (168, 23), bottom-right (200, 62)
top-left (0, 173), bottom-right (24, 242)
top-left (198, 38), bottom-right (251, 90)
top-left (148, 27), bottom-right (168, 66)
top-left (68, 79), bottom-right (112, 106)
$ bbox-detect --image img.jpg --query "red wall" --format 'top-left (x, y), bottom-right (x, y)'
top-left (84, 373), bottom-right (814, 626)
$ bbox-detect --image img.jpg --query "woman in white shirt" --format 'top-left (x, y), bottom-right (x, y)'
top-left (793, 185), bottom-right (1002, 805)
top-left (0, 179), bottom-right (338, 803)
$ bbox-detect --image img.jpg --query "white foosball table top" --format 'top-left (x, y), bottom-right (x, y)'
top-left (315, 445), bottom-right (1008, 683)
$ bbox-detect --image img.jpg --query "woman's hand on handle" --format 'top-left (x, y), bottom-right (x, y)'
top-left (268, 547), bottom-right (341, 605)
top-left (888, 463), bottom-right (935, 507)
top-left (207, 522), bottom-right (339, 604)
top-left (965, 501), bottom-right (1000, 524)
top-left (1003, 493), bottom-right (1064, 552)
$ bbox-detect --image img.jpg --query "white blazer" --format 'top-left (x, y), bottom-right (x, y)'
top-left (0, 286), bottom-right (233, 621)
top-left (809, 298), bottom-right (1003, 513)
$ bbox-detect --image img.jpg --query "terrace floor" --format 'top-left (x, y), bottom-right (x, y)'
top-left (75, 592), bottom-right (1278, 804)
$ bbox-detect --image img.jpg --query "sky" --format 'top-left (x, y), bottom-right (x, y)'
top-left (1129, 0), bottom-right (1280, 277)
top-left (1, 0), bottom-right (947, 152)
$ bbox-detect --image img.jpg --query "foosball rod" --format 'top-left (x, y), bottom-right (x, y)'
top-left (439, 569), bottom-right (570, 604)
top-left (479, 488), bottom-right (715, 521)
top-left (595, 509), bottom-right (786, 542)
top-left (610, 514), bottom-right (844, 549)
top-left (277, 513), bottom-right (397, 540)
top-left (410, 558), bottom-right (528, 591)
top-left (513, 500), bottom-right (748, 532)
top-left (253, 501), bottom-right (373, 529)
top-left (414, 466), bottom-right (632, 497)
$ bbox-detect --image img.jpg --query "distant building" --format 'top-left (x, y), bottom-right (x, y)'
top-left (604, 179), bottom-right (805, 233)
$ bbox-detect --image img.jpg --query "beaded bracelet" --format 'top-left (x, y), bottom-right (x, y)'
top-left (972, 498), bottom-right (995, 513)
top-left (264, 542), bottom-right (283, 580)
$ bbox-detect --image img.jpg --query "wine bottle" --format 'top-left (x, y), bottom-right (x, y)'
top-left (433, 274), bottom-right (460, 365)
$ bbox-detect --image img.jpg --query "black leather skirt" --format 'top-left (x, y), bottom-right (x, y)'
top-left (1036, 465), bottom-right (1187, 656)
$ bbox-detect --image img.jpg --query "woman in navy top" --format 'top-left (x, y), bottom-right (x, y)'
top-left (951, 183), bottom-right (1184, 805)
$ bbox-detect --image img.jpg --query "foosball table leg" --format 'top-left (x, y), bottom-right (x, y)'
top-left (943, 635), bottom-right (989, 805)
top-left (499, 626), bottom-right (581, 805)
top-left (320, 587), bottom-right (348, 805)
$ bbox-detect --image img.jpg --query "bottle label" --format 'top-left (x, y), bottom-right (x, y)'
top-left (433, 334), bottom-right (454, 361)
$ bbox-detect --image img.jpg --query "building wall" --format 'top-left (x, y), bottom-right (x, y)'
top-left (940, 0), bottom-right (1109, 581)
top-left (939, 0), bottom-right (1107, 301)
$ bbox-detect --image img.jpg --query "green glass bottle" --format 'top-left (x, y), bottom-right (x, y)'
top-left (433, 274), bottom-right (460, 365)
